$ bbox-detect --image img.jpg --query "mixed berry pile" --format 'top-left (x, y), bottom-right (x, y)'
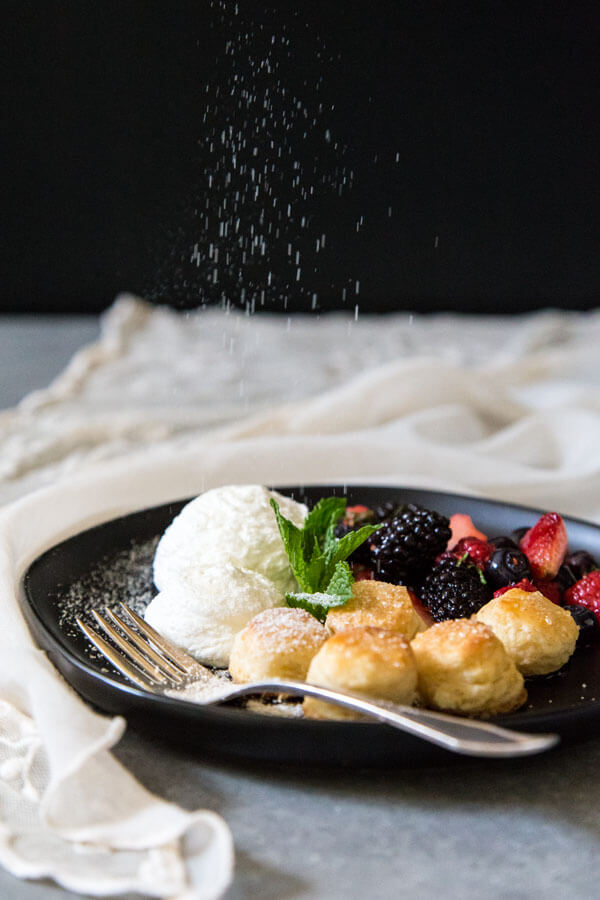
top-left (337, 502), bottom-right (600, 643)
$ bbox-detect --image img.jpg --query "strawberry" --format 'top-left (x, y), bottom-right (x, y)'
top-left (493, 578), bottom-right (537, 598)
top-left (519, 512), bottom-right (568, 579)
top-left (447, 513), bottom-right (488, 549)
top-left (564, 570), bottom-right (600, 624)
top-left (342, 505), bottom-right (374, 527)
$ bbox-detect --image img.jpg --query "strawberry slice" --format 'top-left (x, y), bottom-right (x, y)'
top-left (447, 513), bottom-right (488, 549)
top-left (519, 512), bottom-right (568, 579)
top-left (342, 505), bottom-right (374, 527)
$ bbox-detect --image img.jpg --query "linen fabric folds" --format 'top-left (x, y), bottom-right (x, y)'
top-left (1, 296), bottom-right (600, 897)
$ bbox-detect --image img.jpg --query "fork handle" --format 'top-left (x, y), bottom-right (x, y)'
top-left (223, 680), bottom-right (559, 758)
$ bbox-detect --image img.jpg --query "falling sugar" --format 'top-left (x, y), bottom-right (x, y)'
top-left (146, 0), bottom-right (369, 313)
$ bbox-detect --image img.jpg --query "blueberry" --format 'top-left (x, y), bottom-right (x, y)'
top-left (564, 604), bottom-right (599, 642)
top-left (512, 526), bottom-right (529, 543)
top-left (485, 547), bottom-right (531, 590)
top-left (489, 535), bottom-right (520, 550)
top-left (564, 550), bottom-right (598, 581)
top-left (557, 564), bottom-right (578, 591)
top-left (557, 551), bottom-right (599, 591)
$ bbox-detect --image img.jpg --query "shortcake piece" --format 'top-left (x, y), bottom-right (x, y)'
top-left (303, 627), bottom-right (418, 721)
top-left (230, 607), bottom-right (328, 683)
top-left (411, 619), bottom-right (527, 716)
top-left (474, 587), bottom-right (578, 676)
top-left (326, 579), bottom-right (427, 639)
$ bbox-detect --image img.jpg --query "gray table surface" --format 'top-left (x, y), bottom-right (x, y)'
top-left (1, 315), bottom-right (599, 900)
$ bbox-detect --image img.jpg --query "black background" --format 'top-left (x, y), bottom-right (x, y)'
top-left (4, 1), bottom-right (600, 314)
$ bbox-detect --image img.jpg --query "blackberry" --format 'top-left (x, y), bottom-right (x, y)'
top-left (368, 504), bottom-right (452, 585)
top-left (334, 502), bottom-right (403, 566)
top-left (419, 556), bottom-right (492, 622)
top-left (373, 501), bottom-right (399, 522)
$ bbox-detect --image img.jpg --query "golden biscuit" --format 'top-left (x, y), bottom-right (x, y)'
top-left (326, 580), bottom-right (427, 639)
top-left (229, 607), bottom-right (328, 683)
top-left (411, 619), bottom-right (526, 717)
top-left (303, 626), bottom-right (418, 721)
top-left (474, 588), bottom-right (578, 676)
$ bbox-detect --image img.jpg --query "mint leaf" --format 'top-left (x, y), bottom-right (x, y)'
top-left (270, 499), bottom-right (311, 591)
top-left (325, 560), bottom-right (354, 601)
top-left (272, 494), bottom-right (380, 622)
top-left (285, 591), bottom-right (349, 624)
top-left (303, 497), bottom-right (346, 547)
top-left (329, 523), bottom-right (380, 568)
top-left (305, 539), bottom-right (327, 594)
top-left (322, 528), bottom-right (339, 564)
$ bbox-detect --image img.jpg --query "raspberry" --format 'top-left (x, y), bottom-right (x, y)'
top-left (445, 536), bottom-right (493, 569)
top-left (493, 578), bottom-right (537, 598)
top-left (418, 556), bottom-right (492, 622)
top-left (492, 576), bottom-right (562, 603)
top-left (369, 504), bottom-right (452, 585)
top-left (564, 570), bottom-right (600, 624)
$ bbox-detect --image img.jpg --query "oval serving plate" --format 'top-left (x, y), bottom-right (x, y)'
top-left (21, 485), bottom-right (600, 767)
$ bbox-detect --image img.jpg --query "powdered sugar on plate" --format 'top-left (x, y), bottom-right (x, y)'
top-left (56, 535), bottom-right (304, 717)
top-left (58, 536), bottom-right (158, 636)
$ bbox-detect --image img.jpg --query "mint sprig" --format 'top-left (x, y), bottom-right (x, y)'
top-left (270, 497), bottom-right (380, 623)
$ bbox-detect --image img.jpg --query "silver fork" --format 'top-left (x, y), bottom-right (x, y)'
top-left (76, 603), bottom-right (559, 759)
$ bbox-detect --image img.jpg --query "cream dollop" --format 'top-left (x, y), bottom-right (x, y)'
top-left (145, 563), bottom-right (284, 668)
top-left (146, 484), bottom-right (308, 666)
top-left (154, 484), bottom-right (307, 595)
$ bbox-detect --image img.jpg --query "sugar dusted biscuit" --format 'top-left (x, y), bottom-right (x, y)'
top-left (411, 619), bottom-right (526, 717)
top-left (326, 580), bottom-right (427, 639)
top-left (229, 607), bottom-right (328, 683)
top-left (303, 626), bottom-right (418, 721)
top-left (474, 588), bottom-right (578, 676)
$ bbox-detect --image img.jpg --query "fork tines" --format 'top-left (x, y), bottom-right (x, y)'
top-left (76, 603), bottom-right (209, 692)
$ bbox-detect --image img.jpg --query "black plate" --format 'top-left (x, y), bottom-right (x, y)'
top-left (21, 485), bottom-right (600, 767)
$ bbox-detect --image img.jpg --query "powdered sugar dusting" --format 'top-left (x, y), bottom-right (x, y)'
top-left (58, 537), bottom-right (158, 638)
top-left (243, 606), bottom-right (327, 652)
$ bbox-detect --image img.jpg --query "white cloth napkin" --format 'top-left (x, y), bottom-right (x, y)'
top-left (1, 296), bottom-right (600, 898)
top-left (2, 294), bottom-right (600, 506)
